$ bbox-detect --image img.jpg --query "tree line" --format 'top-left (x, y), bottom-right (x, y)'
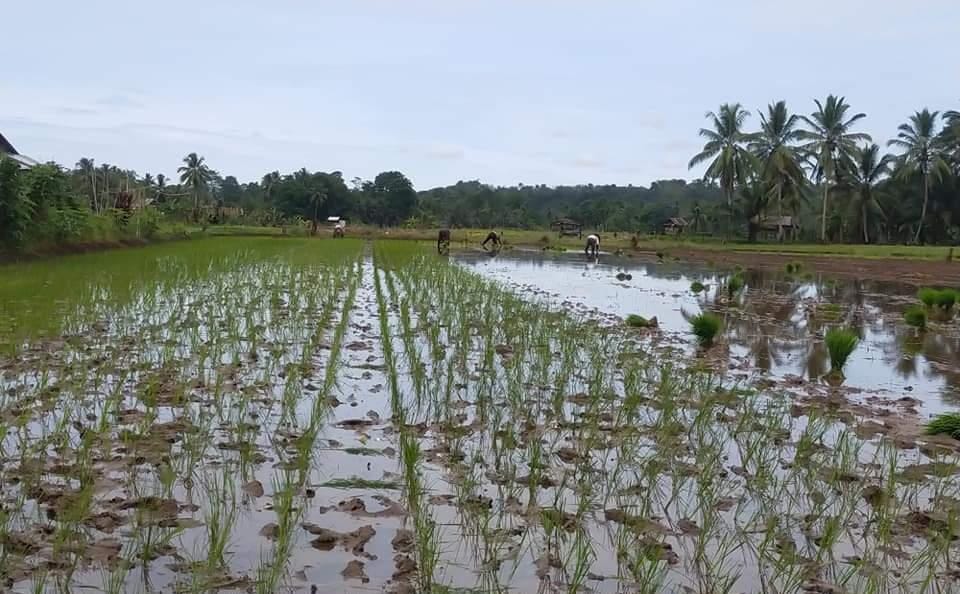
top-left (689, 96), bottom-right (960, 243)
top-left (2, 96), bottom-right (959, 250)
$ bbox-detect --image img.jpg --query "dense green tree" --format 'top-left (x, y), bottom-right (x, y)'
top-left (889, 109), bottom-right (951, 243)
top-left (799, 96), bottom-right (871, 242)
top-left (0, 158), bottom-right (31, 247)
top-left (369, 171), bottom-right (417, 226)
top-left (220, 175), bottom-right (243, 206)
top-left (688, 103), bottom-right (756, 232)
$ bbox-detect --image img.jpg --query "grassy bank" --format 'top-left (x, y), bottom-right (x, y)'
top-left (334, 225), bottom-right (960, 261)
top-left (9, 221), bottom-right (958, 263)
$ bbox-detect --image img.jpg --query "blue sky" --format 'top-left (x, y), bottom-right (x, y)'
top-left (3, 0), bottom-right (958, 189)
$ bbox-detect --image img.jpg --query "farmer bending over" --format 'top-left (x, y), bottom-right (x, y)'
top-left (585, 234), bottom-right (600, 257)
top-left (482, 230), bottom-right (502, 251)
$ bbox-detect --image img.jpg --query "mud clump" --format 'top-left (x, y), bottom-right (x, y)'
top-left (304, 524), bottom-right (376, 558)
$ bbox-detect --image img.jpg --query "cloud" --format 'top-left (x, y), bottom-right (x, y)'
top-left (94, 93), bottom-right (145, 109)
top-left (56, 106), bottom-right (100, 116)
top-left (423, 145), bottom-right (465, 160)
top-left (570, 155), bottom-right (604, 168)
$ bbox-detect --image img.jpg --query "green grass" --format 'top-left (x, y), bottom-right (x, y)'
top-left (926, 414), bottom-right (960, 439)
top-left (825, 328), bottom-right (859, 372)
top-left (689, 313), bottom-right (722, 346)
top-left (904, 305), bottom-right (927, 330)
top-left (199, 224), bottom-right (960, 261)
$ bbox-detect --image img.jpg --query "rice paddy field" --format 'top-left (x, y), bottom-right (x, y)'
top-left (2, 237), bottom-right (960, 594)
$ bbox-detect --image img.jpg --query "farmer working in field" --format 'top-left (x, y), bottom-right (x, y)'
top-left (481, 230), bottom-right (502, 251)
top-left (585, 233), bottom-right (600, 257)
top-left (437, 228), bottom-right (451, 254)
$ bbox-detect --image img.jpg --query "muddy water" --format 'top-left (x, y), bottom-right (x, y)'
top-left (457, 249), bottom-right (960, 414)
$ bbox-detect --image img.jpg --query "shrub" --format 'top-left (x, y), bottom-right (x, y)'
top-left (904, 305), bottom-right (927, 330)
top-left (626, 314), bottom-right (657, 329)
top-left (690, 313), bottom-right (722, 346)
top-left (690, 281), bottom-right (706, 294)
top-left (785, 262), bottom-right (802, 274)
top-left (129, 208), bottom-right (163, 239)
top-left (926, 413), bottom-right (960, 439)
top-left (44, 206), bottom-right (91, 242)
top-left (825, 328), bottom-right (858, 372)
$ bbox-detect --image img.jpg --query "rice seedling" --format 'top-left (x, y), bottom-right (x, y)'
top-left (690, 312), bottom-right (722, 346)
top-left (625, 314), bottom-right (655, 328)
top-left (726, 273), bottom-right (745, 300)
top-left (919, 287), bottom-right (940, 308)
top-left (904, 305), bottom-right (927, 330)
top-left (926, 413), bottom-right (960, 439)
top-left (3, 236), bottom-right (960, 594)
top-left (934, 288), bottom-right (959, 315)
top-left (825, 327), bottom-right (859, 374)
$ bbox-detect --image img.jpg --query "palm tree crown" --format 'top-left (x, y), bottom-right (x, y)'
top-left (750, 101), bottom-right (806, 222)
top-left (798, 95), bottom-right (871, 241)
top-left (888, 109), bottom-right (950, 243)
top-left (688, 103), bottom-right (756, 230)
top-left (178, 152), bottom-right (213, 217)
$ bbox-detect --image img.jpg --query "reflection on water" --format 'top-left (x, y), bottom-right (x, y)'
top-left (457, 249), bottom-right (960, 413)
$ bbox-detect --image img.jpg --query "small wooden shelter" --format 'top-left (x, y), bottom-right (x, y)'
top-left (750, 215), bottom-right (800, 240)
top-left (550, 218), bottom-right (582, 238)
top-left (663, 217), bottom-right (688, 235)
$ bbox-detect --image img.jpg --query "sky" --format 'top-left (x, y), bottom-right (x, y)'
top-left (3, 0), bottom-right (958, 189)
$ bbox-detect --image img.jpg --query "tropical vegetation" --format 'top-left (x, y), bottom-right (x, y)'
top-left (3, 94), bottom-right (960, 253)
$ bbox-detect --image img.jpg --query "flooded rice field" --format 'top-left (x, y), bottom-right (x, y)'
top-left (2, 238), bottom-right (960, 594)
top-left (459, 249), bottom-right (960, 415)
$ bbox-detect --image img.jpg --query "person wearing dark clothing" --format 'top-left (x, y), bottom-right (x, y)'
top-left (481, 230), bottom-right (501, 251)
top-left (437, 228), bottom-right (451, 253)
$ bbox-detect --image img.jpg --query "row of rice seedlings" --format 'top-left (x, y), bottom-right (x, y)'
top-left (0, 239), bottom-right (366, 591)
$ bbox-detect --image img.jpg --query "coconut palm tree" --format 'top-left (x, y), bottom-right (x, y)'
top-left (841, 144), bottom-right (891, 244)
top-left (943, 110), bottom-right (960, 172)
top-left (888, 109), bottom-right (951, 244)
top-left (76, 158), bottom-right (97, 212)
top-left (798, 96), bottom-right (871, 242)
top-left (688, 103), bottom-right (756, 234)
top-left (750, 101), bottom-right (807, 239)
top-left (309, 188), bottom-right (327, 235)
top-left (690, 202), bottom-right (706, 233)
top-left (155, 173), bottom-right (167, 205)
top-left (178, 152), bottom-right (213, 220)
top-left (99, 163), bottom-right (113, 211)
